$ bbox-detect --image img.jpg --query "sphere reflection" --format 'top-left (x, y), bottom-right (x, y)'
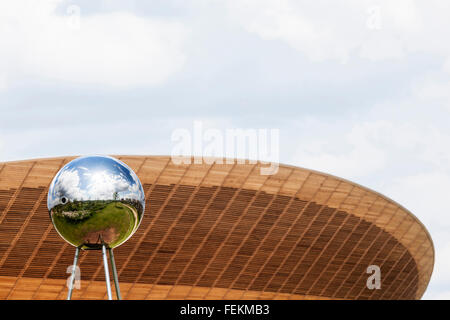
top-left (48, 156), bottom-right (145, 249)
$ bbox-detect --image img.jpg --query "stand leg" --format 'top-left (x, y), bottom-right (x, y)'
top-left (67, 246), bottom-right (80, 300)
top-left (102, 244), bottom-right (113, 300)
top-left (108, 248), bottom-right (122, 300)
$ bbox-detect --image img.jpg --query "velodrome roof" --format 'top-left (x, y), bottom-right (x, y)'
top-left (0, 156), bottom-right (434, 299)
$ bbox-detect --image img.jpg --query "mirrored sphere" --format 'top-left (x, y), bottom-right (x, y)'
top-left (47, 156), bottom-right (145, 250)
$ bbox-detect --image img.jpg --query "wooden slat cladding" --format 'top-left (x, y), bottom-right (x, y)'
top-left (0, 184), bottom-right (420, 299)
top-left (0, 188), bottom-right (44, 261)
top-left (0, 188), bottom-right (46, 277)
top-left (0, 156), bottom-right (434, 300)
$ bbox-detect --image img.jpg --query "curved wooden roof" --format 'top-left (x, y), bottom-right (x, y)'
top-left (0, 156), bottom-right (434, 300)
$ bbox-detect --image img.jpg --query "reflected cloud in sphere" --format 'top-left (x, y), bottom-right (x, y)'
top-left (48, 156), bottom-right (145, 249)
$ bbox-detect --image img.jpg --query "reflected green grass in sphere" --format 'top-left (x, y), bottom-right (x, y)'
top-left (47, 156), bottom-right (145, 250)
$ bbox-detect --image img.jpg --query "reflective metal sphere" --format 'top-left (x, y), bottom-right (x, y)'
top-left (47, 156), bottom-right (145, 250)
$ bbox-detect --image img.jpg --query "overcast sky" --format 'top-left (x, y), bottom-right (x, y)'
top-left (1, 0), bottom-right (449, 299)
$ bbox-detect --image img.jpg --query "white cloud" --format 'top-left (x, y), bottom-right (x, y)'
top-left (417, 80), bottom-right (450, 110)
top-left (224, 0), bottom-right (365, 62)
top-left (0, 1), bottom-right (188, 87)
top-left (444, 58), bottom-right (450, 74)
top-left (223, 0), bottom-right (450, 63)
top-left (52, 168), bottom-right (86, 205)
top-left (359, 32), bottom-right (405, 61)
top-left (289, 116), bottom-right (450, 181)
top-left (290, 120), bottom-right (394, 180)
top-left (0, 73), bottom-right (7, 91)
top-left (50, 166), bottom-right (141, 206)
top-left (85, 170), bottom-right (129, 199)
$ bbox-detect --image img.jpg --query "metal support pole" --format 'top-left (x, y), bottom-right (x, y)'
top-left (102, 244), bottom-right (113, 300)
top-left (67, 246), bottom-right (80, 300)
top-left (108, 248), bottom-right (122, 300)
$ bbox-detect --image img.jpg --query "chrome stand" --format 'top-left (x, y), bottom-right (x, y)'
top-left (108, 248), bottom-right (122, 300)
top-left (67, 245), bottom-right (122, 300)
top-left (102, 244), bottom-right (113, 300)
top-left (67, 246), bottom-right (80, 300)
